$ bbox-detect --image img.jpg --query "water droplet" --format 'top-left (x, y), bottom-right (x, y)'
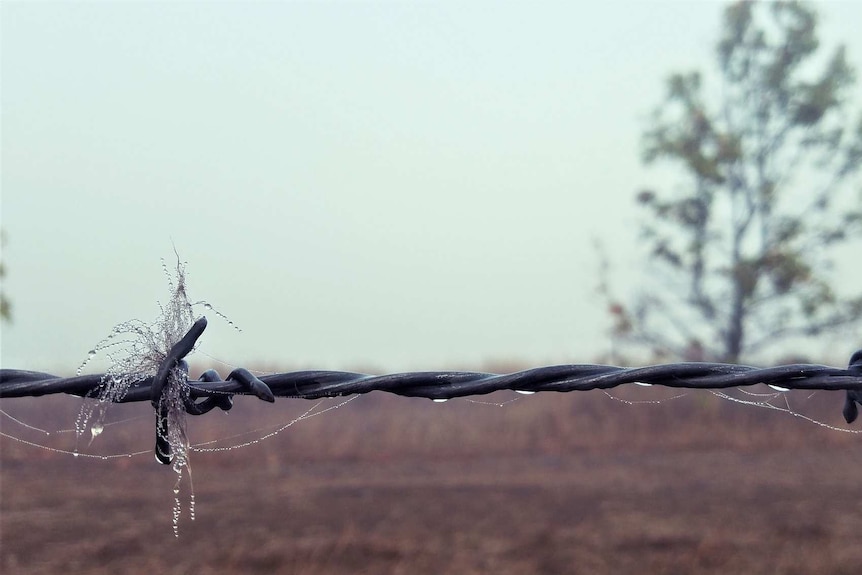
top-left (203, 303), bottom-right (212, 310)
top-left (173, 487), bottom-right (180, 495)
top-left (90, 423), bottom-right (104, 439)
top-left (768, 384), bottom-right (790, 392)
top-left (515, 390), bottom-right (536, 395)
top-left (634, 382), bottom-right (653, 387)
top-left (73, 452), bottom-right (79, 458)
top-left (432, 398), bottom-right (448, 403)
top-left (88, 350), bottom-right (97, 358)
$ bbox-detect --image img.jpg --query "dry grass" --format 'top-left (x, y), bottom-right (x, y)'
top-left (3, 380), bottom-right (862, 574)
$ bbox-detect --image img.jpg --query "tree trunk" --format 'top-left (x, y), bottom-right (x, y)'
top-left (725, 286), bottom-right (744, 363)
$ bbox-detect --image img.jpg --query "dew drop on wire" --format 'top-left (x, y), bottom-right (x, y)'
top-left (90, 423), bottom-right (104, 439)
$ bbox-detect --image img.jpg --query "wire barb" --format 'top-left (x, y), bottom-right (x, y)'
top-left (843, 350), bottom-right (862, 424)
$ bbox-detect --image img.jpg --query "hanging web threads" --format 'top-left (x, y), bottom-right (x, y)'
top-left (74, 256), bottom-right (203, 534)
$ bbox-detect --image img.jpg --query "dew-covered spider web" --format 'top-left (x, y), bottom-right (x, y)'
top-left (0, 255), bottom-right (356, 535)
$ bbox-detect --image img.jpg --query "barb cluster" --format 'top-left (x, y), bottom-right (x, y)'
top-left (2, 318), bottom-right (861, 464)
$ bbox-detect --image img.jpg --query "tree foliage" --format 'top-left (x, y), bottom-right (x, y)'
top-left (0, 229), bottom-right (9, 323)
top-left (613, 1), bottom-right (862, 363)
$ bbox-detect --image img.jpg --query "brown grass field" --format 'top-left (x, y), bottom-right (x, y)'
top-left (3, 378), bottom-right (862, 574)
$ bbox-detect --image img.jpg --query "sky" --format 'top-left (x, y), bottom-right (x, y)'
top-left (2, 1), bottom-right (861, 375)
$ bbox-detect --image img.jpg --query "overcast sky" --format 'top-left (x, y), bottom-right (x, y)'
top-left (2, 1), bottom-right (861, 374)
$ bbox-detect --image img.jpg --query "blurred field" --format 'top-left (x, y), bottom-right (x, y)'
top-left (3, 378), bottom-right (862, 574)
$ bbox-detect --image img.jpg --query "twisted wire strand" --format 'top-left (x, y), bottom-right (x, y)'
top-left (2, 359), bottom-right (861, 401)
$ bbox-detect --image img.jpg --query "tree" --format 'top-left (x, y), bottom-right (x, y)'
top-left (612, 1), bottom-right (862, 363)
top-left (0, 229), bottom-right (9, 323)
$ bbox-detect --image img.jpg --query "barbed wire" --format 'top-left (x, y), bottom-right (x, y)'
top-left (4, 355), bottom-right (862, 400)
top-left (2, 317), bottom-right (862, 464)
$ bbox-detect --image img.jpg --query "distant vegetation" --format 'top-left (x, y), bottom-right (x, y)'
top-left (606, 0), bottom-right (862, 363)
top-left (0, 229), bottom-right (9, 323)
